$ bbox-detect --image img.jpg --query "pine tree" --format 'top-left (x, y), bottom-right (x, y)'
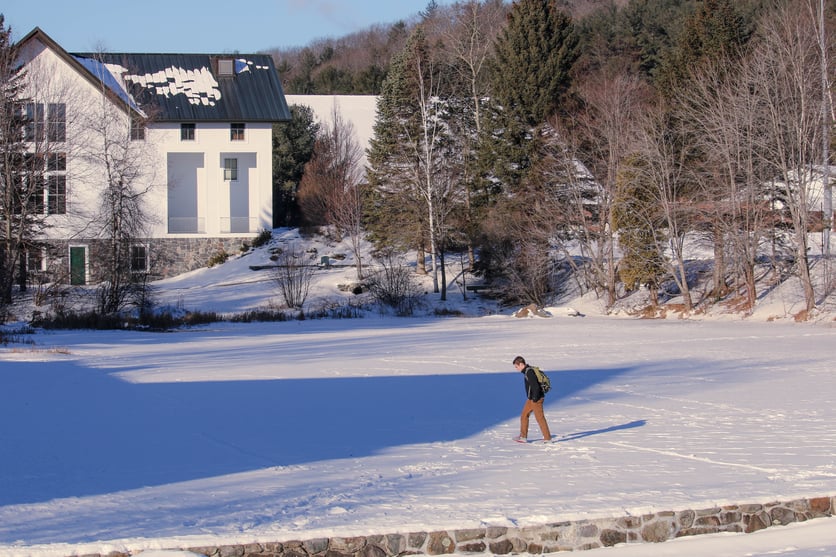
top-left (612, 154), bottom-right (666, 304)
top-left (272, 105), bottom-right (319, 227)
top-left (655, 0), bottom-right (753, 94)
top-left (489, 0), bottom-right (578, 128)
top-left (620, 0), bottom-right (700, 80)
top-left (365, 28), bottom-right (430, 253)
top-left (482, 0), bottom-right (579, 194)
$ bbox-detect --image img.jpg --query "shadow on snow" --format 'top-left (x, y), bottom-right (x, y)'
top-left (559, 420), bottom-right (647, 442)
top-left (0, 361), bottom-right (639, 506)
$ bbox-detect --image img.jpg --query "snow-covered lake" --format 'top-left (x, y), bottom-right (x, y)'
top-left (2, 312), bottom-right (834, 557)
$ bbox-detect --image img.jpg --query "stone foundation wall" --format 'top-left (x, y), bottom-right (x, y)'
top-left (37, 236), bottom-right (256, 285)
top-left (151, 236), bottom-right (256, 279)
top-left (85, 495), bottom-right (834, 557)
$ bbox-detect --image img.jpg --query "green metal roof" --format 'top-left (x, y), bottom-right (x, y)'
top-left (73, 52), bottom-right (291, 123)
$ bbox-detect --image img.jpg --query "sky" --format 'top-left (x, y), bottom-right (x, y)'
top-left (3, 0), bottom-right (452, 53)
top-left (0, 228), bottom-right (835, 557)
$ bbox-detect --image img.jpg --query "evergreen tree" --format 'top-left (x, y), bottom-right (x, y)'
top-left (365, 28), bottom-right (428, 252)
top-left (272, 104), bottom-right (319, 228)
top-left (482, 0), bottom-right (579, 193)
top-left (612, 154), bottom-right (666, 304)
top-left (620, 0), bottom-right (700, 80)
top-left (655, 0), bottom-right (753, 94)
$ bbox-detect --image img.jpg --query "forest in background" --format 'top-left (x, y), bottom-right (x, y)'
top-left (268, 0), bottom-right (836, 320)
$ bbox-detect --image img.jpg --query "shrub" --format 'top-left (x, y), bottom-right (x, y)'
top-left (365, 251), bottom-right (421, 316)
top-left (251, 229), bottom-right (273, 248)
top-left (207, 250), bottom-right (229, 267)
top-left (271, 243), bottom-right (317, 309)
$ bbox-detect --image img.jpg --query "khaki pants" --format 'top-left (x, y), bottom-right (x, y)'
top-left (520, 398), bottom-right (552, 440)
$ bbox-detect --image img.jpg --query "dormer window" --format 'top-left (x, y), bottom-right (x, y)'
top-left (218, 58), bottom-right (234, 77)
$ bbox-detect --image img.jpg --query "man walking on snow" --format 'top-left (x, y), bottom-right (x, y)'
top-left (513, 355), bottom-right (552, 443)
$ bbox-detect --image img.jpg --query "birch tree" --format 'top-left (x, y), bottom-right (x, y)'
top-left (444, 0), bottom-right (506, 269)
top-left (366, 26), bottom-right (461, 299)
top-left (752, 3), bottom-right (827, 313)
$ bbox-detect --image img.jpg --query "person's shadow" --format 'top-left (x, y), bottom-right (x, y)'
top-left (559, 419), bottom-right (647, 441)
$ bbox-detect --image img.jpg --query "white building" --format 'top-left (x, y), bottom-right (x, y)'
top-left (14, 27), bottom-right (290, 283)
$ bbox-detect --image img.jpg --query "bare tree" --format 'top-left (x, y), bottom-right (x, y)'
top-left (633, 100), bottom-right (698, 310)
top-left (752, 4), bottom-right (826, 313)
top-left (0, 18), bottom-right (28, 305)
top-left (445, 1), bottom-right (505, 147)
top-left (365, 248), bottom-right (422, 315)
top-left (671, 53), bottom-right (775, 312)
top-left (568, 70), bottom-right (648, 307)
top-left (443, 1), bottom-right (507, 269)
top-left (2, 23), bottom-right (77, 306)
top-left (815, 0), bottom-right (833, 262)
top-left (77, 54), bottom-right (158, 314)
top-left (298, 104), bottom-right (366, 278)
top-left (407, 27), bottom-right (451, 297)
top-left (271, 243), bottom-right (317, 310)
top-left (368, 26), bottom-right (461, 300)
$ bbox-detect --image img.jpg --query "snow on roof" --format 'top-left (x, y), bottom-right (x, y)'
top-left (234, 58), bottom-right (270, 73)
top-left (119, 64), bottom-right (222, 107)
top-left (71, 56), bottom-right (145, 116)
top-left (87, 53), bottom-right (291, 122)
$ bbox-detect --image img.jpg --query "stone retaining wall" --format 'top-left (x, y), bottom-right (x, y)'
top-left (90, 495), bottom-right (836, 557)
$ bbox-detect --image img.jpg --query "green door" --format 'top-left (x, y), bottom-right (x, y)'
top-left (69, 246), bottom-right (86, 285)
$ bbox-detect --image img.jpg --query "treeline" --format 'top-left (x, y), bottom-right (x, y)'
top-left (269, 0), bottom-right (763, 96)
top-left (272, 0), bottom-right (835, 317)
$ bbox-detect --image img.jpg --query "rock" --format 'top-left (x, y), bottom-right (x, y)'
top-left (513, 304), bottom-right (552, 318)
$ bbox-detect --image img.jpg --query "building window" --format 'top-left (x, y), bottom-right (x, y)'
top-left (16, 153), bottom-right (43, 215)
top-left (181, 123), bottom-right (195, 141)
top-left (25, 175), bottom-right (44, 214)
top-left (24, 103), bottom-right (45, 142)
top-left (230, 123), bottom-right (245, 141)
top-left (131, 244), bottom-right (148, 272)
top-left (47, 103), bottom-right (66, 142)
top-left (130, 114), bottom-right (145, 141)
top-left (48, 175), bottom-right (66, 214)
top-left (47, 152), bottom-right (66, 171)
top-left (25, 103), bottom-right (66, 143)
top-left (223, 158), bottom-right (238, 181)
top-left (26, 249), bottom-right (46, 274)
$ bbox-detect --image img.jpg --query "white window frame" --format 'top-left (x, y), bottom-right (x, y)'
top-left (130, 244), bottom-right (150, 273)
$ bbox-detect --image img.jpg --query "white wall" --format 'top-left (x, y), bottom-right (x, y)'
top-left (150, 122), bottom-right (273, 237)
top-left (285, 95), bottom-right (378, 168)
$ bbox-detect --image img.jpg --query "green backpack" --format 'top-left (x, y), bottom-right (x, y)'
top-left (531, 366), bottom-right (551, 394)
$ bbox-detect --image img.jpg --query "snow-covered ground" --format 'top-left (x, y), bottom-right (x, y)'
top-left (1, 229), bottom-right (835, 557)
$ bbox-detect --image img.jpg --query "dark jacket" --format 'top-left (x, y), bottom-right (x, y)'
top-left (522, 365), bottom-right (544, 402)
